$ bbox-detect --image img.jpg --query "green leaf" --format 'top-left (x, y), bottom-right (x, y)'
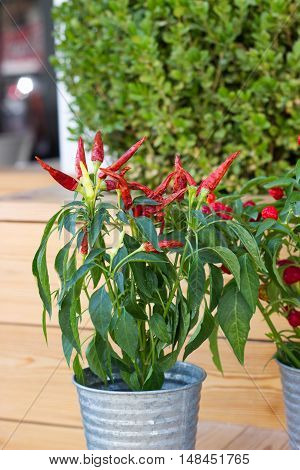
top-left (239, 254), bottom-right (259, 313)
top-left (86, 335), bottom-right (108, 383)
top-left (42, 307), bottom-right (48, 344)
top-left (62, 334), bottom-right (73, 366)
top-left (66, 262), bottom-right (95, 292)
top-left (114, 310), bottom-right (139, 360)
top-left (58, 290), bottom-right (81, 353)
top-left (227, 221), bottom-right (265, 270)
top-left (135, 216), bottom-right (161, 251)
top-left (187, 255), bottom-right (205, 314)
top-left (128, 252), bottom-right (168, 264)
top-left (36, 243), bottom-right (52, 316)
top-left (296, 159), bottom-right (300, 183)
top-left (255, 218), bottom-right (276, 237)
top-left (209, 322), bottom-right (223, 373)
top-left (124, 297), bottom-right (147, 320)
top-left (199, 246), bottom-right (240, 288)
top-left (85, 248), bottom-right (105, 264)
top-left (89, 209), bottom-right (106, 247)
top-left (263, 177), bottom-right (296, 188)
top-left (149, 313), bottom-right (170, 343)
top-left (133, 196), bottom-right (160, 206)
top-left (55, 239), bottom-right (73, 283)
top-left (217, 282), bottom-right (253, 364)
top-left (143, 364), bottom-right (164, 391)
top-left (89, 286), bottom-right (112, 338)
top-left (183, 308), bottom-right (215, 360)
top-left (209, 264), bottom-right (223, 312)
top-left (73, 354), bottom-right (85, 385)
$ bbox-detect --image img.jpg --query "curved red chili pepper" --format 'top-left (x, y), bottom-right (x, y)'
top-left (197, 151), bottom-right (240, 194)
top-left (128, 182), bottom-right (153, 197)
top-left (173, 155), bottom-right (196, 195)
top-left (35, 156), bottom-right (78, 191)
top-left (99, 168), bottom-right (132, 209)
top-left (107, 136), bottom-right (147, 172)
top-left (80, 227), bottom-right (88, 255)
top-left (75, 137), bottom-right (87, 179)
top-left (158, 188), bottom-right (187, 209)
top-left (144, 240), bottom-right (184, 253)
top-left (151, 171), bottom-right (175, 199)
top-left (91, 131), bottom-right (104, 163)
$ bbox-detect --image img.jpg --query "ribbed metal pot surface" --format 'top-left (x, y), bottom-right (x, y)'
top-left (74, 361), bottom-right (206, 450)
top-left (278, 360), bottom-right (300, 450)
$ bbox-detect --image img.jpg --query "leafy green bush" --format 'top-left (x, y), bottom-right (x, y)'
top-left (52, 0), bottom-right (300, 187)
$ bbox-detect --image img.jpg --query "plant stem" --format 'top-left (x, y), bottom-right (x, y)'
top-left (258, 300), bottom-right (300, 368)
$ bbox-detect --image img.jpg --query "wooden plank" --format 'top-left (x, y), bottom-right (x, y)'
top-left (0, 324), bottom-right (285, 429)
top-left (0, 420), bottom-right (85, 450)
top-left (225, 426), bottom-right (289, 450)
top-left (196, 421), bottom-right (246, 450)
top-left (0, 201), bottom-right (62, 223)
top-left (0, 222), bottom-right (61, 326)
top-left (0, 171), bottom-right (53, 196)
top-left (0, 220), bottom-right (288, 337)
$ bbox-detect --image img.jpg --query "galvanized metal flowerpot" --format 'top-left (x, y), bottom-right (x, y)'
top-left (278, 360), bottom-right (300, 450)
top-left (73, 361), bottom-right (206, 450)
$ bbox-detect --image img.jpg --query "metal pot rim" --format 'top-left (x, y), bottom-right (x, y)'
top-left (276, 358), bottom-right (300, 375)
top-left (73, 361), bottom-right (206, 395)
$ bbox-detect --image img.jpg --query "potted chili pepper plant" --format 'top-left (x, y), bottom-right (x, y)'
top-left (222, 156), bottom-right (299, 449)
top-left (33, 132), bottom-right (264, 450)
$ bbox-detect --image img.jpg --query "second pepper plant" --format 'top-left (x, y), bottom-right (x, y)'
top-left (33, 133), bottom-right (265, 390)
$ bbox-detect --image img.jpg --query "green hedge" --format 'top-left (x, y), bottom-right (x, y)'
top-left (52, 0), bottom-right (300, 187)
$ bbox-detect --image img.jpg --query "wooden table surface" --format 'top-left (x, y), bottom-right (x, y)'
top-left (0, 169), bottom-right (290, 450)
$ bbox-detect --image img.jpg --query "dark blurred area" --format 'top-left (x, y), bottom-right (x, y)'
top-left (0, 0), bottom-right (58, 167)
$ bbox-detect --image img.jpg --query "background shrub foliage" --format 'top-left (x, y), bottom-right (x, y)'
top-left (53, 0), bottom-right (300, 187)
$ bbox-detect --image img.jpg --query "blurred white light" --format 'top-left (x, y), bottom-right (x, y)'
top-left (16, 77), bottom-right (34, 95)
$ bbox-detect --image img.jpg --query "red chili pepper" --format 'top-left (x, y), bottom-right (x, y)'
top-left (80, 227), bottom-right (88, 255)
top-left (105, 179), bottom-right (118, 191)
top-left (268, 186), bottom-right (284, 200)
top-left (128, 182), bottom-right (153, 197)
top-left (158, 188), bottom-right (187, 209)
top-left (75, 137), bottom-right (87, 179)
top-left (197, 151), bottom-right (240, 194)
top-left (283, 266), bottom-right (300, 285)
top-left (119, 166), bottom-right (131, 177)
top-left (173, 155), bottom-right (196, 195)
top-left (206, 193), bottom-right (216, 204)
top-left (107, 136), bottom-right (147, 172)
top-left (99, 168), bottom-right (132, 209)
top-left (143, 240), bottom-right (184, 253)
top-left (261, 206), bottom-right (278, 220)
top-left (287, 309), bottom-right (300, 328)
top-left (91, 131), bottom-right (104, 163)
top-left (152, 171), bottom-right (175, 199)
top-left (35, 156), bottom-right (78, 191)
top-left (243, 200), bottom-right (255, 208)
top-left (221, 264), bottom-right (231, 275)
top-left (202, 205), bottom-right (211, 215)
top-left (210, 201), bottom-right (233, 220)
top-left (298, 135), bottom-right (300, 146)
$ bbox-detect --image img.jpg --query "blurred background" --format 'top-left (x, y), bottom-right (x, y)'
top-left (0, 1), bottom-right (299, 186)
top-left (0, 0), bottom-right (298, 450)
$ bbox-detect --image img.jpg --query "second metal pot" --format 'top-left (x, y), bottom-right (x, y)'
top-left (278, 360), bottom-right (300, 450)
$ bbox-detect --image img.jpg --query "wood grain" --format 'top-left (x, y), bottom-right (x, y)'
top-left (0, 324), bottom-right (285, 429)
top-left (0, 171), bottom-right (53, 196)
top-left (0, 220), bottom-right (287, 337)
